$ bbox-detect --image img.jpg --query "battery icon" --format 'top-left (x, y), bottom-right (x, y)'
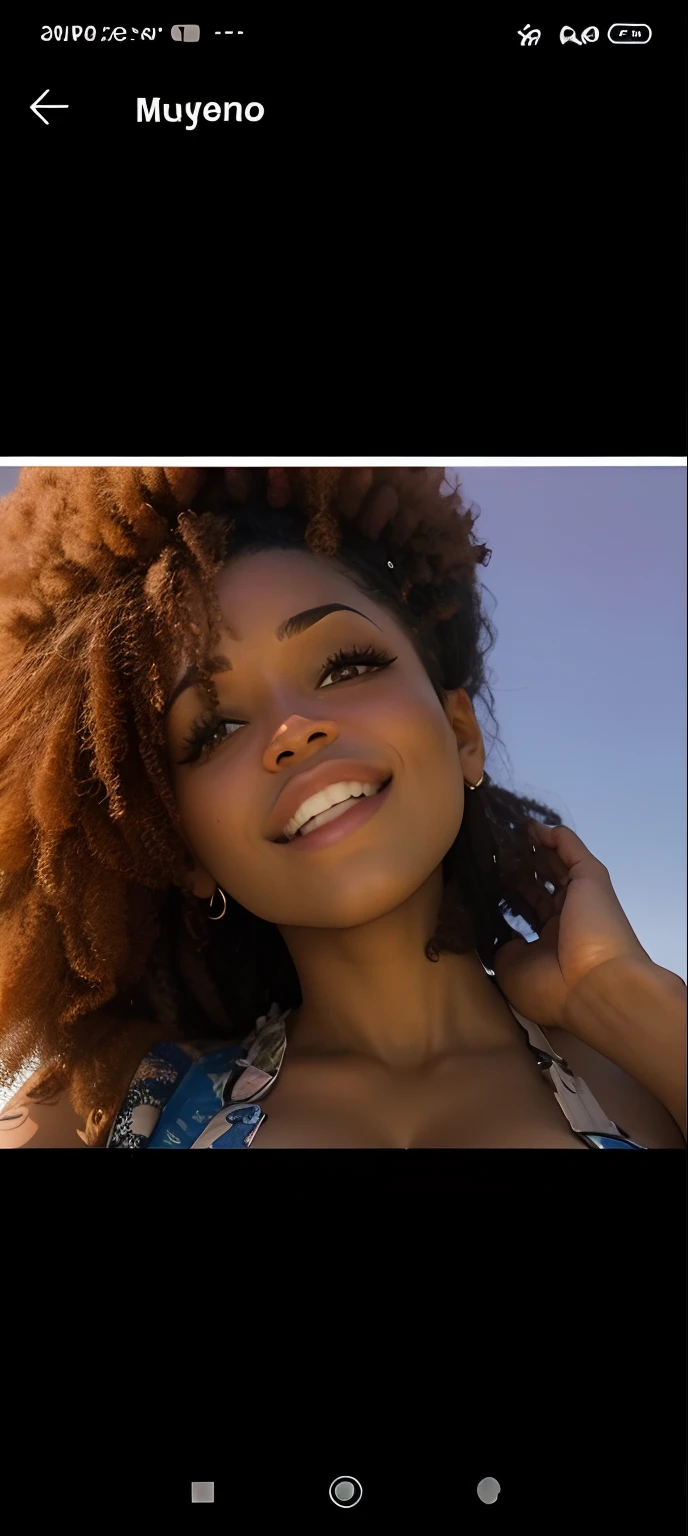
top-left (607, 24), bottom-right (652, 43)
top-left (171, 24), bottom-right (200, 42)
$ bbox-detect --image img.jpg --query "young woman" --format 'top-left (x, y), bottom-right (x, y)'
top-left (0, 466), bottom-right (684, 1149)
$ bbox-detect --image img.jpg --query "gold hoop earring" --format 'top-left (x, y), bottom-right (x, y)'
top-left (463, 771), bottom-right (485, 790)
top-left (208, 886), bottom-right (227, 921)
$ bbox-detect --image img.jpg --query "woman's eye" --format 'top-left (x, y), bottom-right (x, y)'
top-left (318, 645), bottom-right (396, 689)
top-left (320, 660), bottom-right (374, 687)
top-left (178, 645), bottom-right (396, 763)
top-left (208, 719), bottom-right (242, 747)
top-left (178, 716), bottom-right (244, 763)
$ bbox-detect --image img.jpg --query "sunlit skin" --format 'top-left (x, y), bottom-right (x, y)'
top-left (164, 548), bottom-right (524, 1072)
top-left (2, 548), bottom-right (683, 1150)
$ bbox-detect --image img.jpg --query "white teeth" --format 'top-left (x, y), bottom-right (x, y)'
top-left (299, 797), bottom-right (370, 837)
top-left (283, 780), bottom-right (382, 840)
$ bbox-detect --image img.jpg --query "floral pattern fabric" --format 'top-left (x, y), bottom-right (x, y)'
top-left (106, 1002), bottom-right (291, 1149)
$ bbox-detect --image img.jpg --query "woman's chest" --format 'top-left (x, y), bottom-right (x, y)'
top-left (247, 1045), bottom-right (587, 1149)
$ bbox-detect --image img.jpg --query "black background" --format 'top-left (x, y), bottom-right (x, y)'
top-left (2, 14), bottom-right (686, 453)
top-left (3, 1152), bottom-right (685, 1529)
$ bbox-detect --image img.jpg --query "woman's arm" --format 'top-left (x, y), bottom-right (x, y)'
top-left (562, 958), bottom-right (687, 1139)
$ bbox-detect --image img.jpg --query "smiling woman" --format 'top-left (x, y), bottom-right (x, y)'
top-left (0, 466), bottom-right (684, 1149)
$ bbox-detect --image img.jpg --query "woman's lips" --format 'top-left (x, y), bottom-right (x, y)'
top-left (275, 778), bottom-right (393, 852)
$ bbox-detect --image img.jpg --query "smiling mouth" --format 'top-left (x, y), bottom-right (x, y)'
top-left (272, 776), bottom-right (394, 846)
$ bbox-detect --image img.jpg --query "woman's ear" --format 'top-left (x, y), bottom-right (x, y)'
top-left (444, 688), bottom-right (485, 782)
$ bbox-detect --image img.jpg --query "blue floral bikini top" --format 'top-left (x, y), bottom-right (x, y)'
top-left (105, 999), bottom-right (647, 1150)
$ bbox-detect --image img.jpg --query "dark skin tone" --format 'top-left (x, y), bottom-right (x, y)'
top-left (164, 548), bottom-right (523, 1070)
top-left (2, 545), bottom-right (683, 1146)
top-left (157, 547), bottom-right (684, 1148)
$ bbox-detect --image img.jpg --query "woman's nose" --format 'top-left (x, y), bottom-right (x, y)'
top-left (262, 714), bottom-right (341, 772)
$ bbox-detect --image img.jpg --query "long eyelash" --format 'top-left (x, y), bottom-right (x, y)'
top-left (178, 643), bottom-right (396, 764)
top-left (318, 643), bottom-right (396, 685)
top-left (178, 711), bottom-right (237, 764)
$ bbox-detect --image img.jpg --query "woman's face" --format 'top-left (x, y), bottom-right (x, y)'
top-left (164, 548), bottom-right (485, 930)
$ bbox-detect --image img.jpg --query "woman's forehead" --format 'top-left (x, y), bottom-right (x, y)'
top-left (166, 548), bottom-right (398, 704)
top-left (213, 547), bottom-right (383, 629)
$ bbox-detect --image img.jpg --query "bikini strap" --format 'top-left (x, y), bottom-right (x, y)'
top-left (506, 1004), bottom-right (646, 1147)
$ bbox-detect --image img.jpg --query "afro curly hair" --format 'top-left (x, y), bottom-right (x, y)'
top-left (0, 466), bottom-right (565, 1142)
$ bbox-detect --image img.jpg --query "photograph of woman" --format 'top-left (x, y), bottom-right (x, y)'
top-left (0, 465), bottom-right (685, 1149)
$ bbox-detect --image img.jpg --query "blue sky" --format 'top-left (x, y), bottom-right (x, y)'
top-left (451, 466), bottom-right (686, 981)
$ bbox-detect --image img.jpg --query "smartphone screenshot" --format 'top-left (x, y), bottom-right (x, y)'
top-left (0, 14), bottom-right (685, 1533)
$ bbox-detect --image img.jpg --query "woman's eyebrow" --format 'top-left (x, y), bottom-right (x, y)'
top-left (276, 602), bottom-right (381, 640)
top-left (163, 603), bottom-right (381, 716)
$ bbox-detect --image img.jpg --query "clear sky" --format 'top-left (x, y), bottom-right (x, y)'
top-left (0, 467), bottom-right (685, 1002)
top-left (450, 466), bottom-right (686, 982)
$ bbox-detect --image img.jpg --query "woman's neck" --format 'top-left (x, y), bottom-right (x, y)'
top-left (278, 873), bottom-right (521, 1069)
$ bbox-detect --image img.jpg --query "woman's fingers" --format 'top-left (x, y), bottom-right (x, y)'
top-left (530, 839), bottom-right (570, 890)
top-left (517, 870), bottom-right (557, 930)
top-left (529, 820), bottom-right (607, 880)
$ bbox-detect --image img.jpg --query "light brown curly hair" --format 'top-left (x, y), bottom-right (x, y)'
top-left (0, 466), bottom-right (563, 1143)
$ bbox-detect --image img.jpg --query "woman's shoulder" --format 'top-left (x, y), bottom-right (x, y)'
top-left (0, 1006), bottom-right (283, 1150)
top-left (0, 1071), bottom-right (92, 1147)
top-left (545, 1026), bottom-right (686, 1149)
top-left (0, 1023), bottom-right (206, 1148)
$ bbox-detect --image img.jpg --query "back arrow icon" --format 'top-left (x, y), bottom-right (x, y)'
top-left (31, 89), bottom-right (69, 125)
